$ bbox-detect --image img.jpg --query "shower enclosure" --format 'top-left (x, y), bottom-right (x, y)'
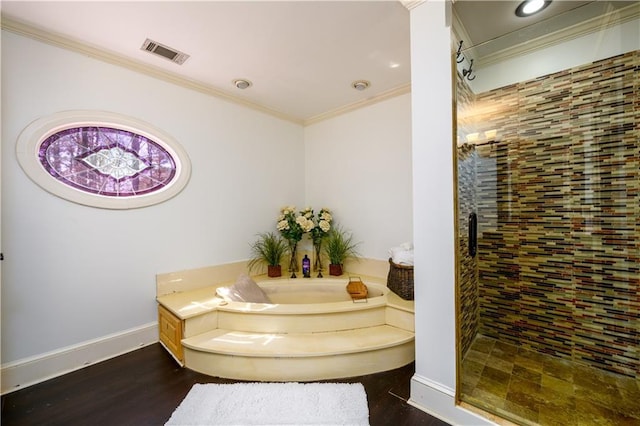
top-left (454, 2), bottom-right (639, 425)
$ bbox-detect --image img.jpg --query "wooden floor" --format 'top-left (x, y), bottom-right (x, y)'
top-left (1, 343), bottom-right (450, 426)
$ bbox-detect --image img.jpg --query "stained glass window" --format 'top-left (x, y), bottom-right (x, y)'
top-left (39, 127), bottom-right (176, 197)
top-left (17, 111), bottom-right (191, 209)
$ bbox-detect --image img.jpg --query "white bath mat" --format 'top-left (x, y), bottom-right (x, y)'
top-left (165, 382), bottom-right (370, 425)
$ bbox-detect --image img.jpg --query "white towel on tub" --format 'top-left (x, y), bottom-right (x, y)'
top-left (389, 242), bottom-right (414, 265)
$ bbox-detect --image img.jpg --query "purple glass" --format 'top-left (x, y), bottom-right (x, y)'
top-left (39, 127), bottom-right (177, 197)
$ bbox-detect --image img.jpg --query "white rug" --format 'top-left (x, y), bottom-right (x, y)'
top-left (165, 382), bottom-right (369, 426)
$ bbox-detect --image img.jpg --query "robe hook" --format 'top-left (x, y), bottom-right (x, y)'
top-left (463, 59), bottom-right (476, 81)
top-left (456, 40), bottom-right (464, 63)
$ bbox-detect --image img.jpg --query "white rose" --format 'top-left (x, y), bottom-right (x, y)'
top-left (277, 220), bottom-right (289, 230)
top-left (303, 219), bottom-right (315, 232)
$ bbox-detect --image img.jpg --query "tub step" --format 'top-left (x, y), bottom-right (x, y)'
top-left (183, 325), bottom-right (413, 357)
top-left (182, 325), bottom-right (415, 381)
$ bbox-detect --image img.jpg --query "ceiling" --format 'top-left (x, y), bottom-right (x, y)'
top-left (455, 0), bottom-right (591, 47)
top-left (454, 0), bottom-right (637, 61)
top-left (1, 1), bottom-right (636, 124)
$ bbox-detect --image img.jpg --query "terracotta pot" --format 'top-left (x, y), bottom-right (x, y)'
top-left (267, 265), bottom-right (282, 278)
top-left (329, 264), bottom-right (343, 276)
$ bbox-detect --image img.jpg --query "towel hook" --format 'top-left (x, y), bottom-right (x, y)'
top-left (463, 59), bottom-right (476, 81)
top-left (456, 40), bottom-right (465, 63)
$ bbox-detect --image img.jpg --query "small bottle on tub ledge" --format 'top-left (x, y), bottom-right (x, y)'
top-left (302, 255), bottom-right (311, 278)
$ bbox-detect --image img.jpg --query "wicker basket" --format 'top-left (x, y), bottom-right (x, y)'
top-left (387, 258), bottom-right (414, 300)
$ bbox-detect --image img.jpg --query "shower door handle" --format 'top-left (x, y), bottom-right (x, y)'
top-left (468, 212), bottom-right (477, 257)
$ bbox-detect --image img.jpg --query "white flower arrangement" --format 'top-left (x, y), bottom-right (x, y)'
top-left (277, 206), bottom-right (307, 242)
top-left (309, 208), bottom-right (333, 243)
top-left (277, 206), bottom-right (333, 243)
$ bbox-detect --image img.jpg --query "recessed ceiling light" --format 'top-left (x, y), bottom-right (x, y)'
top-left (233, 79), bottom-right (252, 89)
top-left (352, 80), bottom-right (371, 91)
top-left (515, 0), bottom-right (551, 17)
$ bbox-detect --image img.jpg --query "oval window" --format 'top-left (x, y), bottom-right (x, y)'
top-left (16, 111), bottom-right (191, 209)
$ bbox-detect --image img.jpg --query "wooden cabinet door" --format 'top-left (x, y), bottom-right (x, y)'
top-left (158, 304), bottom-right (184, 363)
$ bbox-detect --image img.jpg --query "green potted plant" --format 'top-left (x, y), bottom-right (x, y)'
top-left (248, 232), bottom-right (288, 277)
top-left (324, 226), bottom-right (361, 276)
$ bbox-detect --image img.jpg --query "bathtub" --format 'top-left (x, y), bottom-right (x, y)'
top-left (212, 277), bottom-right (390, 317)
top-left (202, 277), bottom-right (401, 339)
top-left (158, 274), bottom-right (414, 381)
top-left (257, 277), bottom-right (386, 304)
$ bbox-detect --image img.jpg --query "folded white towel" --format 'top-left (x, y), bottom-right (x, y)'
top-left (389, 242), bottom-right (414, 266)
top-left (399, 242), bottom-right (413, 251)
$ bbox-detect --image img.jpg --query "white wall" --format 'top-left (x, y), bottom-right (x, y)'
top-left (304, 94), bottom-right (413, 259)
top-left (1, 31), bottom-right (304, 365)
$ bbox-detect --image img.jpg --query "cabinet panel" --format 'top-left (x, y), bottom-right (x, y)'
top-left (158, 304), bottom-right (184, 364)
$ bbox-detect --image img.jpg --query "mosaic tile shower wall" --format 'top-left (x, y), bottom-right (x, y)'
top-left (459, 51), bottom-right (639, 378)
top-left (456, 73), bottom-right (479, 357)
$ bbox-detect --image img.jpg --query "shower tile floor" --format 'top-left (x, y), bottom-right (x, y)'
top-left (460, 334), bottom-right (640, 426)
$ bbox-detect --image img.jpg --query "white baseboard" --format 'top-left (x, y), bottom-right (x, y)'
top-left (1, 322), bottom-right (158, 395)
top-left (409, 373), bottom-right (495, 425)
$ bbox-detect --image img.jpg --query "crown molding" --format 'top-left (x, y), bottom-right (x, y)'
top-left (476, 3), bottom-right (639, 67)
top-left (303, 82), bottom-right (411, 126)
top-left (451, 8), bottom-right (473, 51)
top-left (1, 16), bottom-right (304, 125)
top-left (401, 1), bottom-right (425, 11)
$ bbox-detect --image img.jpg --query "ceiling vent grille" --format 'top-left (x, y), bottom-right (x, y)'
top-left (141, 38), bottom-right (189, 65)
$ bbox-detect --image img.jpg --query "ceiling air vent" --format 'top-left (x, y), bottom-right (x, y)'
top-left (141, 38), bottom-right (189, 65)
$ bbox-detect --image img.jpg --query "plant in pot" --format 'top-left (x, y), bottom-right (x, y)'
top-left (324, 226), bottom-right (361, 276)
top-left (248, 232), bottom-right (288, 277)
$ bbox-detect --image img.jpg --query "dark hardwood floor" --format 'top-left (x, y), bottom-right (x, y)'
top-left (1, 343), bottom-right (450, 426)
